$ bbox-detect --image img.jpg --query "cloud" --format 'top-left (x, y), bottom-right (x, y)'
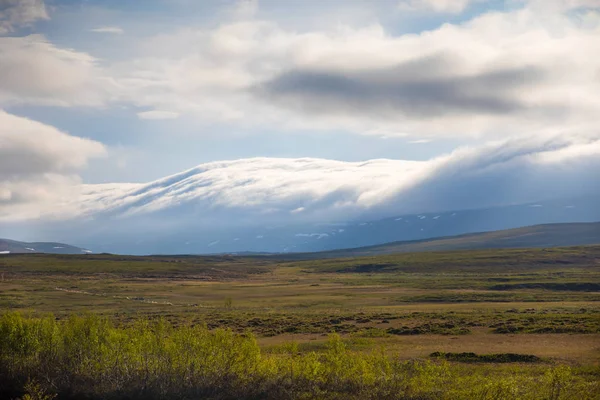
top-left (378, 135), bottom-right (600, 215)
top-left (257, 61), bottom-right (546, 119)
top-left (1, 1), bottom-right (597, 140)
top-left (409, 139), bottom-right (432, 144)
top-left (90, 26), bottom-right (124, 34)
top-left (9, 133), bottom-right (597, 225)
top-left (0, 0), bottom-right (48, 34)
top-left (113, 4), bottom-right (600, 140)
top-left (525, 0), bottom-right (600, 11)
top-left (228, 0), bottom-right (259, 20)
top-left (0, 34), bottom-right (113, 107)
top-left (398, 0), bottom-right (474, 14)
top-left (137, 110), bottom-right (180, 120)
top-left (0, 110), bottom-right (106, 220)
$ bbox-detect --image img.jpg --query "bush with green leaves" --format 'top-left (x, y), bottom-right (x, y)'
top-left (0, 313), bottom-right (598, 399)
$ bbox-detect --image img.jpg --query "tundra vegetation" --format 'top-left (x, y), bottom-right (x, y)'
top-left (0, 246), bottom-right (599, 399)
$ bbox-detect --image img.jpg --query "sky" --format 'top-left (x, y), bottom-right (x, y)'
top-left (1, 0), bottom-right (600, 229)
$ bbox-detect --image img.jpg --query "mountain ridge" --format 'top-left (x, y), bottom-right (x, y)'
top-left (282, 221), bottom-right (600, 259)
top-left (0, 239), bottom-right (91, 255)
top-left (3, 222), bottom-right (599, 257)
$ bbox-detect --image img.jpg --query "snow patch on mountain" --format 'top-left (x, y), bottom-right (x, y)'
top-left (295, 233), bottom-right (330, 239)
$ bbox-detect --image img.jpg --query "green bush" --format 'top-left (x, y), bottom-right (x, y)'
top-left (0, 313), bottom-right (598, 399)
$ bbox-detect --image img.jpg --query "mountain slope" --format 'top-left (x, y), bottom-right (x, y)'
top-left (3, 151), bottom-right (600, 255)
top-left (288, 222), bottom-right (600, 259)
top-left (52, 196), bottom-right (600, 255)
top-left (0, 239), bottom-right (91, 255)
top-left (4, 195), bottom-right (599, 255)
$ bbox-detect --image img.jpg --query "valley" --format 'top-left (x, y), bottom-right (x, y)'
top-left (1, 246), bottom-right (599, 398)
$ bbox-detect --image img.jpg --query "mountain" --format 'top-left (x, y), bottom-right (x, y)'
top-left (79, 195), bottom-right (600, 254)
top-left (2, 153), bottom-right (600, 255)
top-left (287, 222), bottom-right (600, 259)
top-left (5, 195), bottom-right (597, 255)
top-left (0, 239), bottom-right (92, 255)
top-left (2, 221), bottom-right (599, 257)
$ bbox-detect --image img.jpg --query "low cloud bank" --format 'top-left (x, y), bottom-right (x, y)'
top-left (4, 133), bottom-right (595, 227)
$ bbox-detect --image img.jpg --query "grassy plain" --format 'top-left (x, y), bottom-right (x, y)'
top-left (0, 246), bottom-right (599, 398)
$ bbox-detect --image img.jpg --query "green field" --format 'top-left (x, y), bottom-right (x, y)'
top-left (1, 246), bottom-right (599, 399)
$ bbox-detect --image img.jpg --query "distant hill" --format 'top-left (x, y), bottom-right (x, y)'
top-left (4, 222), bottom-right (598, 258)
top-left (288, 222), bottom-right (600, 259)
top-left (0, 239), bottom-right (91, 255)
top-left (7, 194), bottom-right (599, 255)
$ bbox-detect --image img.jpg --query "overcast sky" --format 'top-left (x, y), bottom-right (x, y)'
top-left (1, 0), bottom-right (599, 224)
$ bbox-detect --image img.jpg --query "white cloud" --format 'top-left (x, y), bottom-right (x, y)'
top-left (0, 0), bottom-right (48, 34)
top-left (0, 34), bottom-right (113, 107)
top-left (0, 110), bottom-right (106, 220)
top-left (525, 0), bottom-right (600, 11)
top-left (398, 0), bottom-right (474, 14)
top-left (113, 4), bottom-right (600, 140)
top-left (137, 110), bottom-right (180, 120)
top-left (409, 139), bottom-right (432, 144)
top-left (90, 26), bottom-right (124, 34)
top-left (228, 0), bottom-right (259, 20)
top-left (8, 133), bottom-right (597, 224)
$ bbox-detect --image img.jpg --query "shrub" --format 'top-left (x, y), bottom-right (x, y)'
top-left (0, 313), bottom-right (598, 400)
